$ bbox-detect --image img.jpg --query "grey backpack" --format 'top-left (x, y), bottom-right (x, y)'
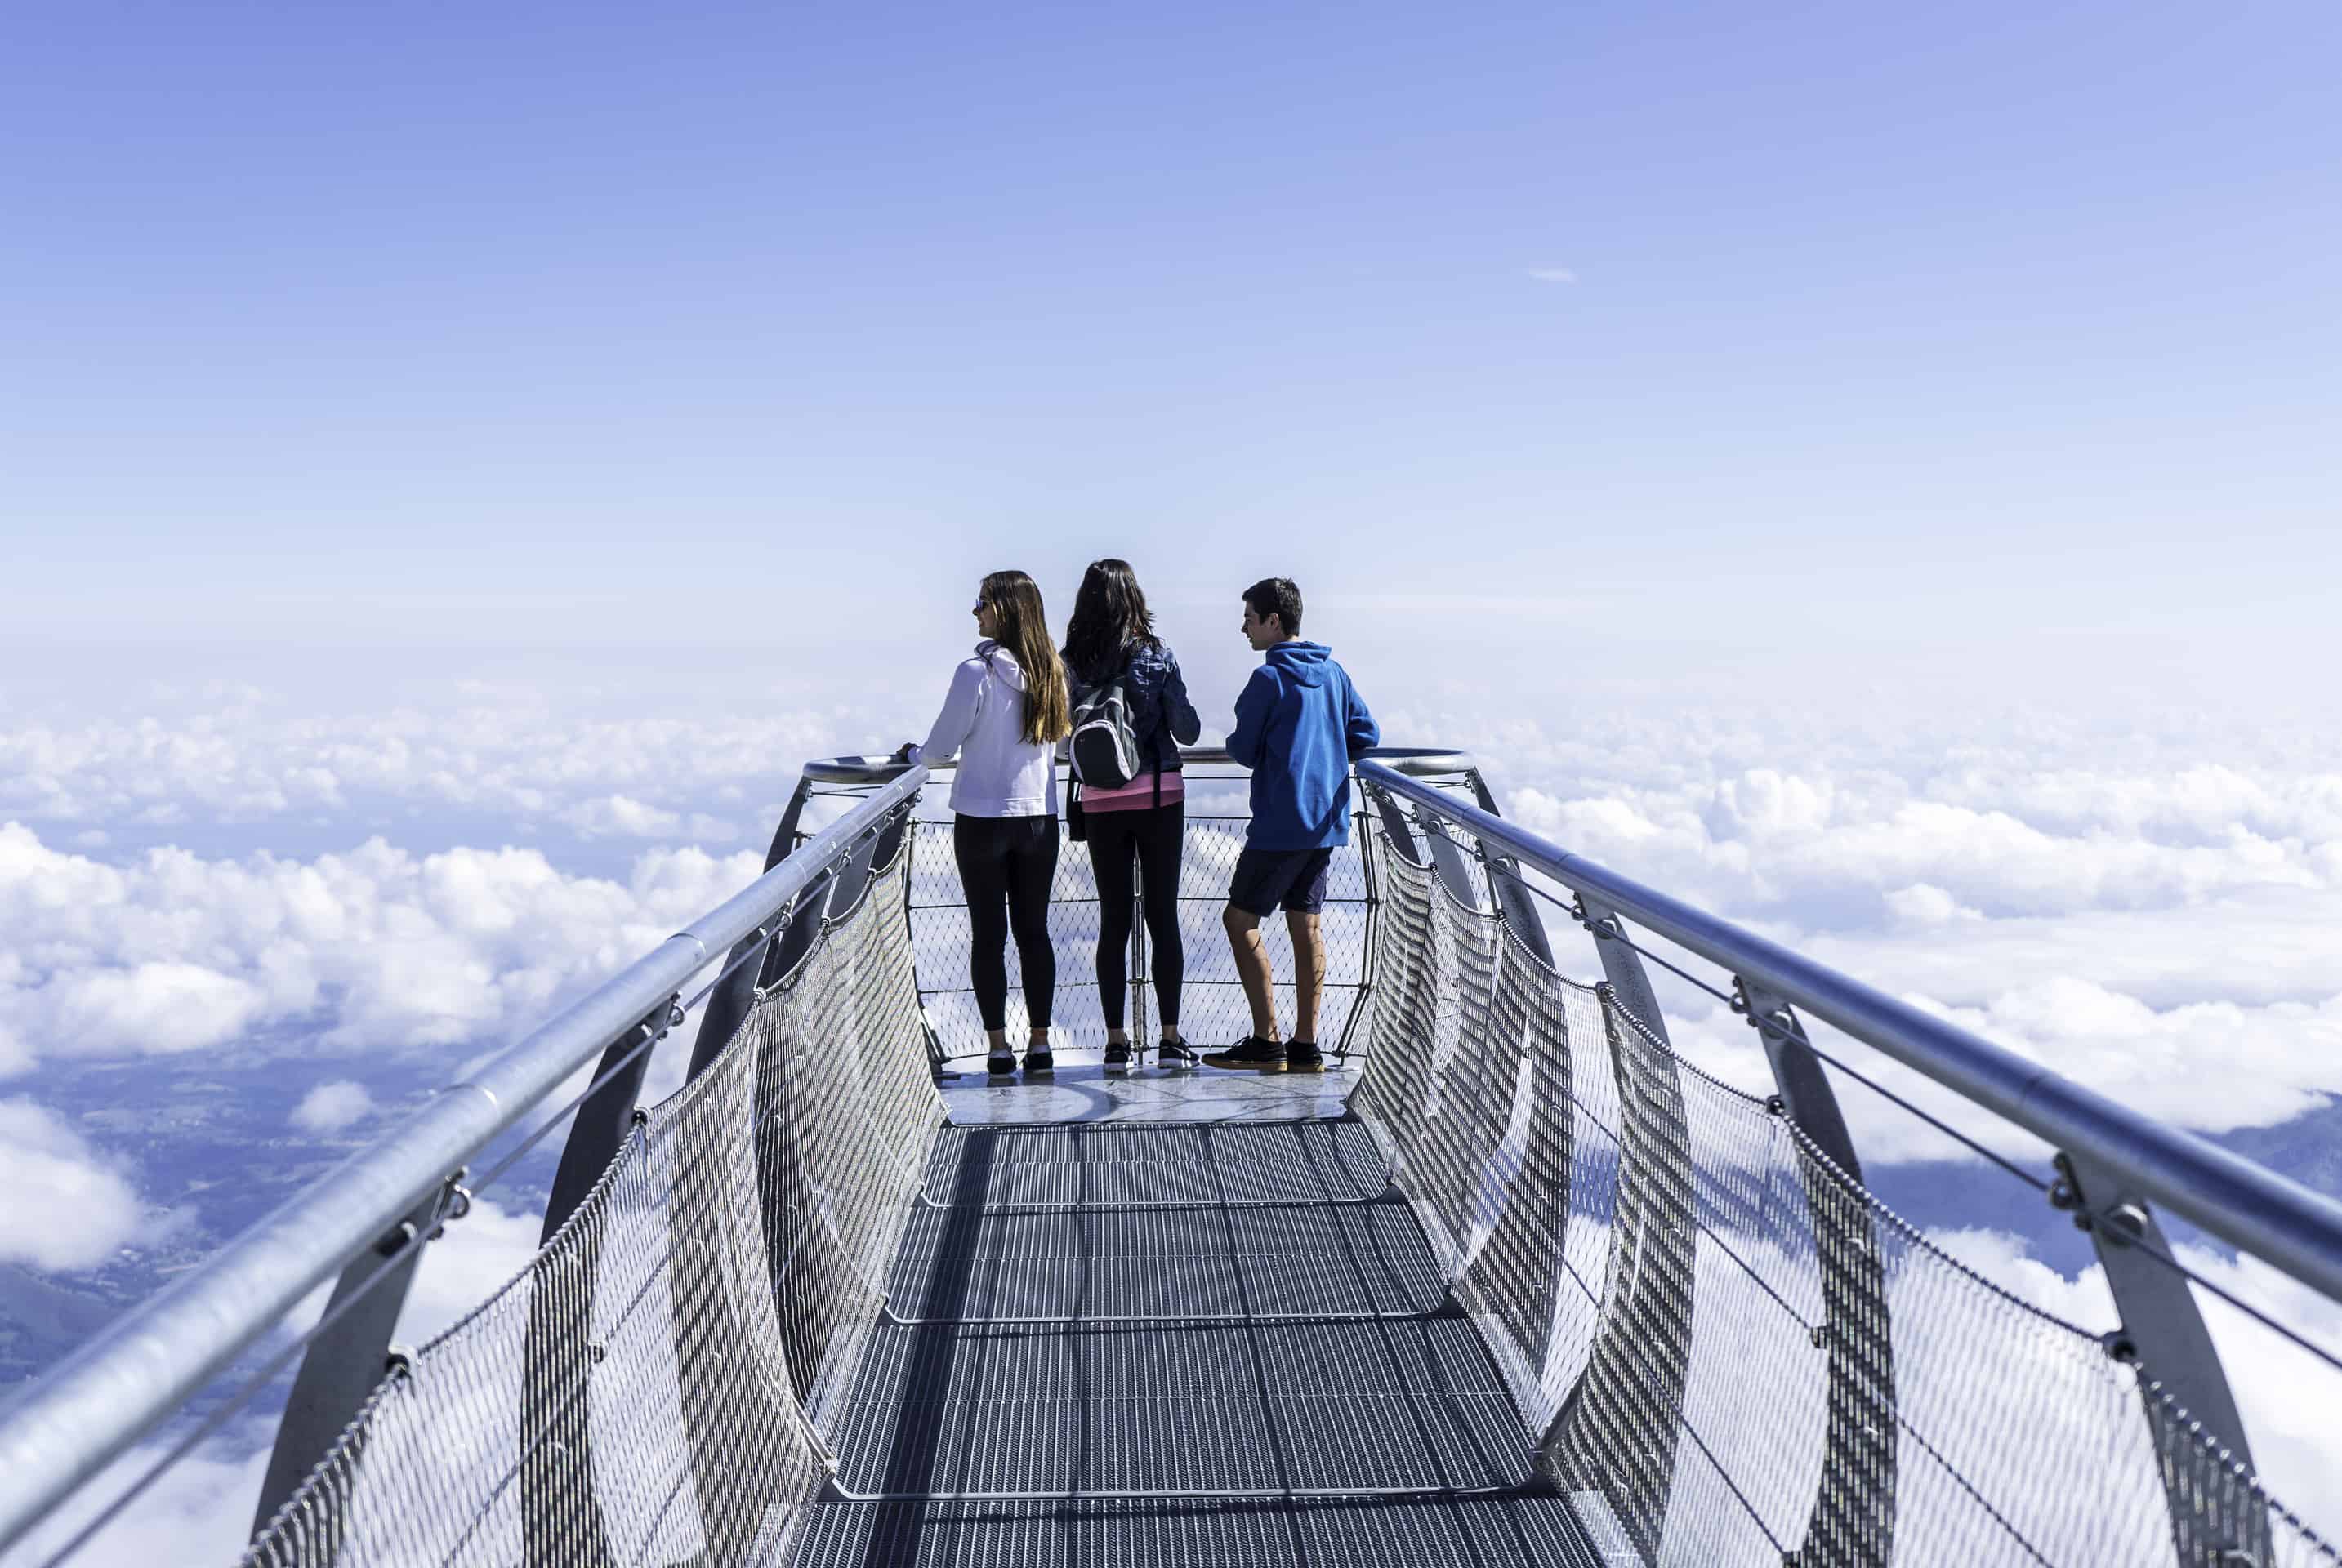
top-left (1070, 668), bottom-right (1143, 788)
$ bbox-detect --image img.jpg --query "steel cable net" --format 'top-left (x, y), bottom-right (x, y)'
top-left (1349, 803), bottom-right (2335, 1568)
top-left (900, 766), bottom-right (1372, 1058)
top-left (241, 842), bottom-right (942, 1568)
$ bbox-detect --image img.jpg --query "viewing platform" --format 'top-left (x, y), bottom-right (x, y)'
top-left (2, 750), bottom-right (2335, 1566)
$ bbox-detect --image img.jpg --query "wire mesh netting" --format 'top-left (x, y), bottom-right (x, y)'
top-left (242, 834), bottom-right (943, 1568)
top-left (222, 762), bottom-right (2342, 1568)
top-left (898, 766), bottom-right (1376, 1059)
top-left (1354, 789), bottom-right (2339, 1568)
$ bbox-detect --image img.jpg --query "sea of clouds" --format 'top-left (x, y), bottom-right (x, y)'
top-left (4, 659), bottom-right (2340, 1561)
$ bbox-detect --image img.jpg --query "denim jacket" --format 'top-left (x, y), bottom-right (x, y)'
top-left (1066, 639), bottom-right (1202, 775)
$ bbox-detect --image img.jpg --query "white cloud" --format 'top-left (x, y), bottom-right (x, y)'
top-left (48, 962), bottom-right (268, 1055)
top-left (0, 695), bottom-right (839, 839)
top-left (560, 794), bottom-right (742, 844)
top-left (1524, 266), bottom-right (1578, 283)
top-left (0, 1422), bottom-right (274, 1568)
top-left (290, 1080), bottom-right (375, 1134)
top-left (0, 1098), bottom-right (152, 1271)
top-left (564, 792), bottom-right (681, 838)
top-left (0, 825), bottom-right (757, 1070)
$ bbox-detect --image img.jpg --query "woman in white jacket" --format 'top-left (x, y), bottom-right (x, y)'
top-left (898, 570), bottom-right (1073, 1079)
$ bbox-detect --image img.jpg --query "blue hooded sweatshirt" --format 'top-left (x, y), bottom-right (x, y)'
top-left (1227, 641), bottom-right (1380, 849)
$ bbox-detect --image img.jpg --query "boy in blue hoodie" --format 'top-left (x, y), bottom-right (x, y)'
top-left (1207, 577), bottom-right (1380, 1073)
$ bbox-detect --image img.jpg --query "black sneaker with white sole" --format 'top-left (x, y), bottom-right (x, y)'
top-left (1284, 1040), bottom-right (1325, 1074)
top-left (1104, 1040), bottom-right (1132, 1072)
top-left (986, 1049), bottom-right (1017, 1079)
top-left (1203, 1036), bottom-right (1287, 1072)
top-left (1156, 1036), bottom-right (1198, 1071)
top-left (1022, 1048), bottom-right (1055, 1076)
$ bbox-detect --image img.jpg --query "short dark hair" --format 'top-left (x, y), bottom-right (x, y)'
top-left (1242, 577), bottom-right (1303, 637)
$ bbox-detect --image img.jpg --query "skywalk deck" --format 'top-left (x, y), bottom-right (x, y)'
top-left (784, 1058), bottom-right (1607, 1566)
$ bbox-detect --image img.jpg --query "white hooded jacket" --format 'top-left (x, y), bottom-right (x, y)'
top-left (906, 639), bottom-right (1060, 817)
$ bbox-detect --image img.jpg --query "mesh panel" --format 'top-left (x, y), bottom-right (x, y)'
top-left (906, 767), bottom-right (1372, 1055)
top-left (1354, 844), bottom-right (1516, 1273)
top-left (1349, 792), bottom-right (2340, 1568)
top-left (243, 840), bottom-right (942, 1568)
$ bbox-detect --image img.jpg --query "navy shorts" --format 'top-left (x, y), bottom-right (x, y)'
top-left (1228, 845), bottom-right (1335, 917)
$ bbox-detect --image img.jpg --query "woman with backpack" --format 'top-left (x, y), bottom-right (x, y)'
top-left (898, 569), bottom-right (1073, 1080)
top-left (1063, 559), bottom-right (1203, 1071)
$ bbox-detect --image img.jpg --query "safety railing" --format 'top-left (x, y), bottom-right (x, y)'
top-left (1356, 758), bottom-right (2342, 1566)
top-left (778, 746), bottom-right (1479, 1071)
top-left (0, 769), bottom-right (931, 1563)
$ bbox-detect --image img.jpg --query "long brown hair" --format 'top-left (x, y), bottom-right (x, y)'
top-left (980, 569), bottom-right (1071, 744)
top-left (1062, 558), bottom-right (1159, 684)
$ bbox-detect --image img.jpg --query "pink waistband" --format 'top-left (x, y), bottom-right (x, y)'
top-left (1082, 770), bottom-right (1184, 813)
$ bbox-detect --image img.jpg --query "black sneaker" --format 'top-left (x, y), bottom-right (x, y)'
top-left (1204, 1036), bottom-right (1287, 1072)
top-left (1104, 1040), bottom-right (1132, 1072)
top-left (1022, 1048), bottom-right (1055, 1076)
top-left (986, 1049), bottom-right (1017, 1079)
top-left (1285, 1040), bottom-right (1325, 1074)
top-left (1156, 1036), bottom-right (1198, 1071)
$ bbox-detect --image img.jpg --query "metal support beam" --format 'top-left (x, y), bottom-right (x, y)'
top-left (1738, 982), bottom-right (1896, 1568)
top-left (251, 1178), bottom-right (464, 1542)
top-left (1540, 901), bottom-right (1695, 1561)
top-left (2054, 1152), bottom-right (2269, 1566)
top-left (1419, 813), bottom-right (1486, 912)
top-left (1128, 840), bottom-right (1152, 1049)
top-left (686, 775), bottom-right (817, 1085)
top-left (513, 996), bottom-right (674, 1568)
top-left (1466, 768), bottom-right (1553, 966)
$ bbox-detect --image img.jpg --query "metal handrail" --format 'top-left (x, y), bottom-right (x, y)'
top-left (0, 768), bottom-right (931, 1557)
top-left (1358, 758), bottom-right (2342, 1307)
top-left (802, 744), bottom-right (1475, 785)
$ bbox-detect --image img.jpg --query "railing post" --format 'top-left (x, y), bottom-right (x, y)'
top-left (1467, 768), bottom-right (1554, 965)
top-left (1129, 848), bottom-right (1151, 1049)
top-left (2053, 1152), bottom-right (2269, 1566)
top-left (687, 775), bottom-right (818, 1084)
top-left (1737, 982), bottom-right (1897, 1568)
top-left (514, 997), bottom-right (674, 1568)
top-left (251, 1174), bottom-right (469, 1543)
top-left (1418, 813), bottom-right (1485, 912)
top-left (1340, 782), bottom-right (1386, 1064)
top-left (1540, 902), bottom-right (1696, 1562)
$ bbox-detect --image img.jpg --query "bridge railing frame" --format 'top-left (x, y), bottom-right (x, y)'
top-left (1357, 757), bottom-right (2317, 1566)
top-left (0, 769), bottom-right (932, 1561)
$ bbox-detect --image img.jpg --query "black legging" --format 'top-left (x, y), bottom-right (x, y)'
top-left (1085, 801), bottom-right (1185, 1030)
top-left (952, 813), bottom-right (1059, 1031)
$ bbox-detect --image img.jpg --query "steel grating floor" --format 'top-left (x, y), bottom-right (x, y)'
top-left (785, 1080), bottom-right (1600, 1566)
top-left (787, 1495), bottom-right (1605, 1567)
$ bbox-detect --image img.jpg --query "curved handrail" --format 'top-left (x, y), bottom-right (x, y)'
top-left (1357, 758), bottom-right (2342, 1307)
top-left (803, 744), bottom-right (1475, 785)
top-left (0, 769), bottom-right (933, 1557)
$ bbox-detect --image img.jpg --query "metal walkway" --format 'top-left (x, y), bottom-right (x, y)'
top-left (791, 1071), bottom-right (1600, 1566)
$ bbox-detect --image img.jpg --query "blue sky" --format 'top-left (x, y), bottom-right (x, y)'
top-left (6, 0), bottom-right (2336, 675)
